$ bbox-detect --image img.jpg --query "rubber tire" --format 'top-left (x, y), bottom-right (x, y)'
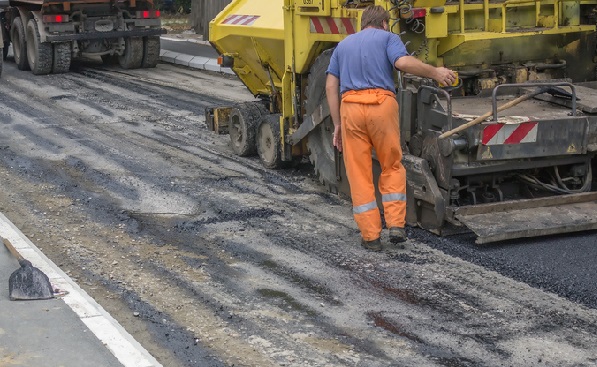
top-left (52, 42), bottom-right (71, 74)
top-left (304, 48), bottom-right (334, 116)
top-left (3, 41), bottom-right (9, 61)
top-left (11, 17), bottom-right (29, 71)
top-left (101, 54), bottom-right (119, 65)
top-left (228, 102), bottom-right (268, 156)
top-left (305, 49), bottom-right (338, 189)
top-left (141, 36), bottom-right (160, 68)
top-left (229, 105), bottom-right (257, 156)
top-left (26, 18), bottom-right (52, 75)
top-left (118, 37), bottom-right (143, 69)
top-left (257, 114), bottom-right (285, 169)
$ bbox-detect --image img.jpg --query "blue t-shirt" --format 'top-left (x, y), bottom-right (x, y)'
top-left (326, 28), bottom-right (408, 95)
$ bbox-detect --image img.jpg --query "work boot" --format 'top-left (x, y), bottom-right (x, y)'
top-left (389, 227), bottom-right (407, 244)
top-left (361, 237), bottom-right (382, 252)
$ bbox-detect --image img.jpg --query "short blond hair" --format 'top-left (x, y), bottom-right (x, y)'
top-left (361, 5), bottom-right (389, 29)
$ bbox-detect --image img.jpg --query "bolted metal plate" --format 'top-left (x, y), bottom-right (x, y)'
top-left (476, 118), bottom-right (588, 161)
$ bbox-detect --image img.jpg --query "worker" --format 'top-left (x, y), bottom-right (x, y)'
top-left (326, 5), bottom-right (456, 251)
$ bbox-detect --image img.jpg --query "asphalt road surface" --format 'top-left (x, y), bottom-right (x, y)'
top-left (0, 57), bottom-right (596, 367)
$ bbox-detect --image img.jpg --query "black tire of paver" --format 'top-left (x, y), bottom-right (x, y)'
top-left (257, 114), bottom-right (285, 169)
top-left (304, 48), bottom-right (333, 116)
top-left (3, 41), bottom-right (9, 60)
top-left (0, 53), bottom-right (3, 77)
top-left (26, 19), bottom-right (52, 75)
top-left (52, 42), bottom-right (71, 74)
top-left (305, 49), bottom-right (338, 190)
top-left (227, 102), bottom-right (268, 156)
top-left (141, 36), bottom-right (160, 68)
top-left (101, 54), bottom-right (119, 65)
top-left (118, 37), bottom-right (143, 69)
top-left (11, 17), bottom-right (29, 71)
top-left (229, 104), bottom-right (258, 156)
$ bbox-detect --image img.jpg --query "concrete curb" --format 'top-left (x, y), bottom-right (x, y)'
top-left (159, 49), bottom-right (235, 75)
top-left (161, 35), bottom-right (211, 46)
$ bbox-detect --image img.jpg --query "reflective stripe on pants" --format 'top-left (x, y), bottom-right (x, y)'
top-left (341, 89), bottom-right (407, 241)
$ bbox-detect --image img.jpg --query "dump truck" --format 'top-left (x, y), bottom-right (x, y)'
top-left (207, 0), bottom-right (597, 244)
top-left (0, 0), bottom-right (164, 75)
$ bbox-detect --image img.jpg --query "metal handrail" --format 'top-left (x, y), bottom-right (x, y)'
top-left (491, 82), bottom-right (577, 121)
top-left (418, 85), bottom-right (453, 131)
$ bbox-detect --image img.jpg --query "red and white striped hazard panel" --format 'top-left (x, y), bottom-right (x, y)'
top-left (482, 122), bottom-right (538, 145)
top-left (222, 15), bottom-right (260, 26)
top-left (310, 17), bottom-right (356, 34)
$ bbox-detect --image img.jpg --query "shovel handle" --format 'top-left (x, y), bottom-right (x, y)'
top-left (2, 237), bottom-right (25, 262)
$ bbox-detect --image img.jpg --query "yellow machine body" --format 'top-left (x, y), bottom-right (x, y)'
top-left (208, 0), bottom-right (597, 244)
top-left (210, 0), bottom-right (597, 125)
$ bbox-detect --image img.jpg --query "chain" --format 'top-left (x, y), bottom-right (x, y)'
top-left (410, 38), bottom-right (429, 62)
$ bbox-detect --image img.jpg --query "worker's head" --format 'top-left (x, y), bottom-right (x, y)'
top-left (361, 5), bottom-right (390, 30)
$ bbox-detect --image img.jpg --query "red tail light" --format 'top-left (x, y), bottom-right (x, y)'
top-left (136, 10), bottom-right (161, 19)
top-left (43, 14), bottom-right (69, 23)
top-left (411, 8), bottom-right (427, 19)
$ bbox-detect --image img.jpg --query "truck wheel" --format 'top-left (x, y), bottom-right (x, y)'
top-left (11, 17), bottom-right (29, 71)
top-left (229, 104), bottom-right (258, 156)
top-left (26, 19), bottom-right (52, 75)
top-left (141, 36), bottom-right (160, 68)
top-left (3, 42), bottom-right (9, 61)
top-left (118, 37), bottom-right (143, 69)
top-left (52, 42), bottom-right (71, 74)
top-left (257, 114), bottom-right (284, 169)
top-left (229, 102), bottom-right (269, 156)
top-left (305, 49), bottom-right (338, 189)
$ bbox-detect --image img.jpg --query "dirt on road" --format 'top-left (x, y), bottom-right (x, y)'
top-left (0, 59), bottom-right (596, 367)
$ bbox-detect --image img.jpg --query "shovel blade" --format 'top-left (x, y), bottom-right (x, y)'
top-left (8, 260), bottom-right (54, 301)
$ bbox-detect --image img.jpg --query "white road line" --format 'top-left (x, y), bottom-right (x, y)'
top-left (0, 213), bottom-right (163, 367)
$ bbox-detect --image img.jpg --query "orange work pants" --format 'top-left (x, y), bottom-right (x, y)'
top-left (340, 89), bottom-right (406, 241)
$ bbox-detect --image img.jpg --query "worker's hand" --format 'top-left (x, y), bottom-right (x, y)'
top-left (434, 67), bottom-right (457, 87)
top-left (333, 125), bottom-right (343, 152)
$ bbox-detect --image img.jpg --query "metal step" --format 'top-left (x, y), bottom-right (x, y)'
top-left (454, 192), bottom-right (597, 244)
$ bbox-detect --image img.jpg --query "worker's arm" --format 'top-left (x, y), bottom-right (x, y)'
top-left (395, 55), bottom-right (456, 87)
top-left (325, 73), bottom-right (343, 152)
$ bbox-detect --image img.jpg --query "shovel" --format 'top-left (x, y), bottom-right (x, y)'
top-left (2, 237), bottom-right (54, 301)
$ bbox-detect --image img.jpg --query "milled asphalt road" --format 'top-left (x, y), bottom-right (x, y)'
top-left (1, 31), bottom-right (596, 367)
